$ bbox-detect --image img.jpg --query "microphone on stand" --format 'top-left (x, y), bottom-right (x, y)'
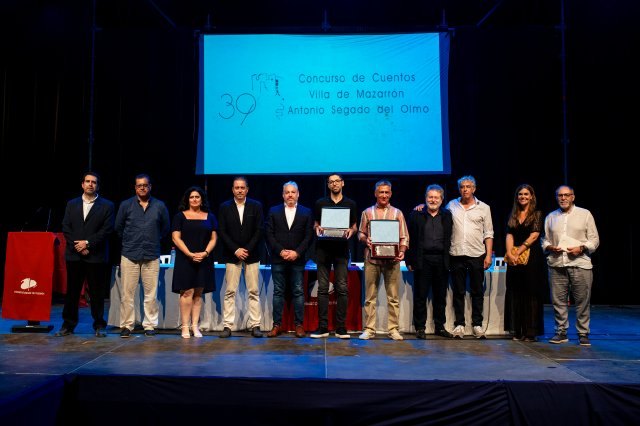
top-left (45, 207), bottom-right (52, 232)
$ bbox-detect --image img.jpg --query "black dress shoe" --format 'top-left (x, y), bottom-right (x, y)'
top-left (436, 329), bottom-right (454, 338)
top-left (95, 328), bottom-right (107, 338)
top-left (415, 329), bottom-right (427, 340)
top-left (54, 328), bottom-right (73, 337)
top-left (251, 327), bottom-right (263, 338)
top-left (219, 327), bottom-right (232, 338)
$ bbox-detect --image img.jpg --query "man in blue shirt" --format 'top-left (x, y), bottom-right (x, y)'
top-left (115, 174), bottom-right (170, 337)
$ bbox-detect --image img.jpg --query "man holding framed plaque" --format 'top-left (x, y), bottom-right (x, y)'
top-left (311, 174), bottom-right (358, 339)
top-left (357, 180), bottom-right (409, 341)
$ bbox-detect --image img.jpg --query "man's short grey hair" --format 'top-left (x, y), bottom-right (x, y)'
top-left (283, 181), bottom-right (299, 191)
top-left (375, 180), bottom-right (392, 190)
top-left (457, 175), bottom-right (476, 188)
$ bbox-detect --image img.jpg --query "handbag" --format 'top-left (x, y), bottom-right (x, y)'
top-left (507, 246), bottom-right (530, 265)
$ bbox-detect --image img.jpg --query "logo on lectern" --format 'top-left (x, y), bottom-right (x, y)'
top-left (20, 277), bottom-right (38, 290)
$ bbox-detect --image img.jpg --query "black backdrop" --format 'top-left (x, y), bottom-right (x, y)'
top-left (0, 1), bottom-right (636, 304)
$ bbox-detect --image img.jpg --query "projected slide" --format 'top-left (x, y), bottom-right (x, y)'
top-left (197, 33), bottom-right (450, 175)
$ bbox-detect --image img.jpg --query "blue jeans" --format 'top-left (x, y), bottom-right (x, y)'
top-left (271, 263), bottom-right (305, 326)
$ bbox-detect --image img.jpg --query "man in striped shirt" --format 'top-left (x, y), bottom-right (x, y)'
top-left (357, 180), bottom-right (409, 341)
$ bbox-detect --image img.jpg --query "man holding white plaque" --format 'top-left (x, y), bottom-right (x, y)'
top-left (541, 185), bottom-right (599, 346)
top-left (357, 180), bottom-right (409, 341)
top-left (311, 174), bottom-right (357, 339)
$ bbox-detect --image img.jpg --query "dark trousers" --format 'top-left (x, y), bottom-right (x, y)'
top-left (412, 255), bottom-right (449, 331)
top-left (316, 256), bottom-right (349, 329)
top-left (450, 255), bottom-right (485, 327)
top-left (271, 263), bottom-right (305, 326)
top-left (62, 260), bottom-right (109, 331)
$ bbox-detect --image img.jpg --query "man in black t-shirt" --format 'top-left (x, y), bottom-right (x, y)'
top-left (310, 174), bottom-right (358, 339)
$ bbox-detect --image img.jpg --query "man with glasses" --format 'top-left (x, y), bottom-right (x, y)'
top-left (542, 185), bottom-right (599, 346)
top-left (310, 174), bottom-right (358, 339)
top-left (115, 174), bottom-right (170, 337)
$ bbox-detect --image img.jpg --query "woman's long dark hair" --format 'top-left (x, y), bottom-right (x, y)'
top-left (177, 186), bottom-right (211, 212)
top-left (507, 184), bottom-right (538, 228)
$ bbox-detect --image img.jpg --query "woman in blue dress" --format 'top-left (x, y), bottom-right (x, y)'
top-left (171, 186), bottom-right (217, 338)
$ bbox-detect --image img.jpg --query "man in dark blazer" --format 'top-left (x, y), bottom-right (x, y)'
top-left (405, 184), bottom-right (454, 339)
top-left (55, 171), bottom-right (115, 337)
top-left (218, 177), bottom-right (264, 338)
top-left (265, 181), bottom-right (314, 338)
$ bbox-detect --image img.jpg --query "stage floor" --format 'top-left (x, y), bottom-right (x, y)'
top-left (2, 304), bottom-right (640, 382)
top-left (1, 304), bottom-right (640, 425)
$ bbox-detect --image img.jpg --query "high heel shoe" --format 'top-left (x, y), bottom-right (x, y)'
top-left (181, 325), bottom-right (191, 339)
top-left (192, 324), bottom-right (203, 338)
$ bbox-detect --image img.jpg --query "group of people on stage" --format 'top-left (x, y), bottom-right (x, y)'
top-left (53, 172), bottom-right (599, 346)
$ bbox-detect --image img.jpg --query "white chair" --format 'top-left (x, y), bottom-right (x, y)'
top-left (159, 255), bottom-right (171, 264)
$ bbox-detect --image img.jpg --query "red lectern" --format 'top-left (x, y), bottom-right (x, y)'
top-left (2, 232), bottom-right (62, 332)
top-left (302, 266), bottom-right (362, 331)
top-left (278, 266), bottom-right (363, 332)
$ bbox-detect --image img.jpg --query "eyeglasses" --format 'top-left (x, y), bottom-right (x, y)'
top-left (135, 184), bottom-right (150, 189)
top-left (557, 193), bottom-right (573, 198)
top-left (328, 179), bottom-right (343, 185)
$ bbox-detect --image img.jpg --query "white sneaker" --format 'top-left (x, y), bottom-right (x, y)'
top-left (473, 326), bottom-right (486, 339)
top-left (388, 329), bottom-right (404, 341)
top-left (452, 325), bottom-right (465, 339)
top-left (358, 330), bottom-right (375, 340)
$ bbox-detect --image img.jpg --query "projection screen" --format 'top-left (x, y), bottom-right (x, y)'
top-left (197, 32), bottom-right (450, 175)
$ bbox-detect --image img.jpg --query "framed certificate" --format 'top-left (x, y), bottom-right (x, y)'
top-left (319, 207), bottom-right (350, 239)
top-left (370, 219), bottom-right (399, 258)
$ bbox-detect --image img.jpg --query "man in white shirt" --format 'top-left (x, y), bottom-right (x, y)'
top-left (264, 182), bottom-right (314, 338)
top-left (541, 185), bottom-right (599, 346)
top-left (217, 177), bottom-right (264, 338)
top-left (446, 176), bottom-right (494, 339)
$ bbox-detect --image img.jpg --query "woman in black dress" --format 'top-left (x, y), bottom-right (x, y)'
top-left (504, 184), bottom-right (547, 341)
top-left (171, 186), bottom-right (218, 338)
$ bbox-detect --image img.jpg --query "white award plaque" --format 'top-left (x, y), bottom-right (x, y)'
top-left (319, 207), bottom-right (350, 239)
top-left (370, 219), bottom-right (400, 258)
